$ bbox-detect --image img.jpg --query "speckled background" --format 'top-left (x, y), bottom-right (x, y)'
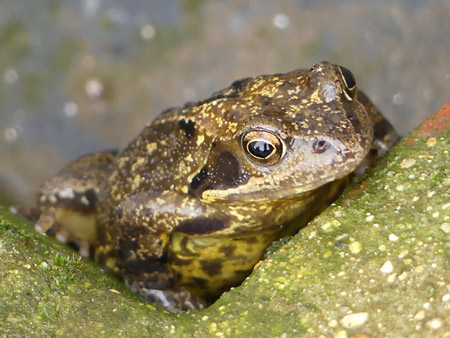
top-left (1, 0), bottom-right (449, 205)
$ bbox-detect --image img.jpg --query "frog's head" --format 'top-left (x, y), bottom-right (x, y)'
top-left (196, 62), bottom-right (374, 203)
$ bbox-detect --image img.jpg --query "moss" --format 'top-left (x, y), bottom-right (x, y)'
top-left (0, 210), bottom-right (174, 337)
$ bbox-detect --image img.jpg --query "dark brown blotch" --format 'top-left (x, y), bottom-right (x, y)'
top-left (373, 118), bottom-right (394, 140)
top-left (116, 222), bottom-right (146, 253)
top-left (200, 259), bottom-right (223, 277)
top-left (118, 247), bottom-right (169, 276)
top-left (218, 245), bottom-right (237, 257)
top-left (189, 152), bottom-right (249, 196)
top-left (179, 119), bottom-right (196, 138)
top-left (224, 110), bottom-right (242, 122)
top-left (210, 151), bottom-right (249, 189)
top-left (190, 277), bottom-right (208, 289)
top-left (230, 77), bottom-right (251, 92)
top-left (175, 217), bottom-right (226, 235)
top-left (50, 188), bottom-right (98, 213)
top-left (238, 236), bottom-right (258, 244)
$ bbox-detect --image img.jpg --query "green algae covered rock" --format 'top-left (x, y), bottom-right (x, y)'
top-left (0, 210), bottom-right (174, 337)
top-left (1, 102), bottom-right (449, 337)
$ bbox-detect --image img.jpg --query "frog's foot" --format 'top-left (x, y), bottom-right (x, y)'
top-left (125, 279), bottom-right (205, 313)
top-left (34, 151), bottom-right (116, 257)
top-left (35, 208), bottom-right (92, 257)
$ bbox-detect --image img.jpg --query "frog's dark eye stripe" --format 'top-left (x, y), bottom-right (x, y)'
top-left (337, 65), bottom-right (356, 101)
top-left (242, 130), bottom-right (283, 165)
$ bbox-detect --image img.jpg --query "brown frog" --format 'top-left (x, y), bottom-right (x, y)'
top-left (35, 62), bottom-right (398, 312)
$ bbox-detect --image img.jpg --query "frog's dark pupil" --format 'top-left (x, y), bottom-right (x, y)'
top-left (338, 66), bottom-right (356, 89)
top-left (248, 140), bottom-right (274, 158)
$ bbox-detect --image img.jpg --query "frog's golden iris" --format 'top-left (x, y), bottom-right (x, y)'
top-left (35, 62), bottom-right (398, 313)
top-left (241, 129), bottom-right (284, 165)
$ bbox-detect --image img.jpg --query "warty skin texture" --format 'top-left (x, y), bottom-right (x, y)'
top-left (35, 62), bottom-right (399, 312)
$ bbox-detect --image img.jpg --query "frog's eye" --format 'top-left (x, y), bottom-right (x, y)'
top-left (337, 66), bottom-right (356, 101)
top-left (242, 130), bottom-right (283, 165)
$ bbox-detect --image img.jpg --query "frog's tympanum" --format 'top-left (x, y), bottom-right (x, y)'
top-left (35, 62), bottom-right (398, 312)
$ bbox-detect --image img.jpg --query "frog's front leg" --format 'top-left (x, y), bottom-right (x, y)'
top-left (36, 151), bottom-right (116, 256)
top-left (111, 190), bottom-right (224, 313)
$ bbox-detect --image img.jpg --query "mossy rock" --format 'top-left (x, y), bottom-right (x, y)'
top-left (1, 102), bottom-right (449, 337)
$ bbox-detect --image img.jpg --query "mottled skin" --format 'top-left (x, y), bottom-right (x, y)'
top-left (36, 62), bottom-right (398, 312)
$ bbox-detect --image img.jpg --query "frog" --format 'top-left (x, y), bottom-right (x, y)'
top-left (35, 61), bottom-right (399, 313)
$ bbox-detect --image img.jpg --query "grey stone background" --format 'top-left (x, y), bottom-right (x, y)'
top-left (1, 0), bottom-right (449, 205)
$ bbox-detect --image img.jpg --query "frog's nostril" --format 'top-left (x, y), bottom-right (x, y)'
top-left (312, 139), bottom-right (330, 154)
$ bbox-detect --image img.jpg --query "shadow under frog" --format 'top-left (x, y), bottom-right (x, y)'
top-left (33, 62), bottom-right (399, 313)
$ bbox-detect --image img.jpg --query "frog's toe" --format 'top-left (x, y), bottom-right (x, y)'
top-left (77, 240), bottom-right (91, 257)
top-left (141, 288), bottom-right (205, 313)
top-left (126, 278), bottom-right (205, 313)
top-left (35, 208), bottom-right (57, 233)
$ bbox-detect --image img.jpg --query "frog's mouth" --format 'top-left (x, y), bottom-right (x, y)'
top-left (201, 157), bottom-right (360, 203)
